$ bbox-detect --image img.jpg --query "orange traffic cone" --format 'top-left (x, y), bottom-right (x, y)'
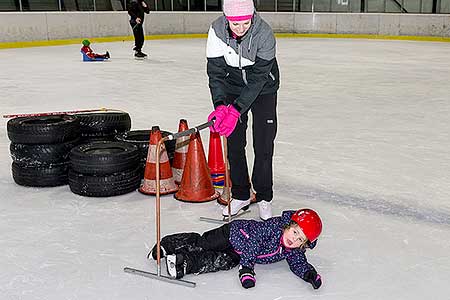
top-left (174, 132), bottom-right (220, 202)
top-left (139, 126), bottom-right (178, 195)
top-left (172, 119), bottom-right (189, 184)
top-left (208, 132), bottom-right (225, 189)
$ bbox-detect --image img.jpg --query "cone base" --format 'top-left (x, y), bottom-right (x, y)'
top-left (138, 178), bottom-right (179, 195)
top-left (175, 190), bottom-right (220, 203)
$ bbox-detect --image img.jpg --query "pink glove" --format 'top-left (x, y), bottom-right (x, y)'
top-left (218, 105), bottom-right (240, 137)
top-left (208, 105), bottom-right (228, 132)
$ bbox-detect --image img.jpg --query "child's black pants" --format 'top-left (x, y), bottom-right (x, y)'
top-left (158, 224), bottom-right (240, 274)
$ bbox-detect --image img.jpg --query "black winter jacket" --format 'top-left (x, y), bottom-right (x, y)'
top-left (229, 210), bottom-right (317, 281)
top-left (128, 0), bottom-right (150, 22)
top-left (206, 13), bottom-right (280, 113)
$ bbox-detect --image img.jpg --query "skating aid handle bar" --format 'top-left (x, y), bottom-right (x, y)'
top-left (165, 120), bottom-right (214, 141)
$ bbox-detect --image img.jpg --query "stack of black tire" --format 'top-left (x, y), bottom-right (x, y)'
top-left (115, 130), bottom-right (176, 178)
top-left (7, 111), bottom-right (175, 197)
top-left (7, 115), bottom-right (80, 187)
top-left (67, 111), bottom-right (140, 197)
top-left (68, 141), bottom-right (142, 197)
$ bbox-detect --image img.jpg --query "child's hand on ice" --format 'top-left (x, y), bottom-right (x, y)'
top-left (239, 266), bottom-right (256, 289)
top-left (304, 269), bottom-right (322, 289)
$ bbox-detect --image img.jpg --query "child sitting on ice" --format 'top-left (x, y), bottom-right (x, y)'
top-left (80, 39), bottom-right (110, 60)
top-left (148, 208), bottom-right (323, 290)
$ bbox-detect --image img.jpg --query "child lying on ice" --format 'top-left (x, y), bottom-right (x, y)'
top-left (148, 208), bottom-right (323, 290)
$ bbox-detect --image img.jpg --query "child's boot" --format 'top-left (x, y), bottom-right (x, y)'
top-left (105, 51), bottom-right (110, 59)
top-left (258, 200), bottom-right (272, 221)
top-left (166, 253), bottom-right (190, 279)
top-left (147, 244), bottom-right (167, 260)
top-left (222, 198), bottom-right (251, 217)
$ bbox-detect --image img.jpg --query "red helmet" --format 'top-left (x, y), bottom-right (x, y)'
top-left (291, 209), bottom-right (322, 242)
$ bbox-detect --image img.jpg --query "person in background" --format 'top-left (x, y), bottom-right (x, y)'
top-left (206, 0), bottom-right (280, 220)
top-left (148, 209), bottom-right (323, 290)
top-left (128, 0), bottom-right (150, 59)
top-left (80, 39), bottom-right (110, 59)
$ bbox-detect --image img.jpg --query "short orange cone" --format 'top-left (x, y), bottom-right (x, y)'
top-left (171, 119), bottom-right (189, 184)
top-left (139, 126), bottom-right (178, 195)
top-left (208, 132), bottom-right (225, 189)
top-left (175, 132), bottom-right (220, 202)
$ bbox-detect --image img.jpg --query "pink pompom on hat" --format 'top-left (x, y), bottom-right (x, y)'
top-left (223, 0), bottom-right (254, 22)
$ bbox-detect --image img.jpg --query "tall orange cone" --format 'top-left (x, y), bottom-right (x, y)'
top-left (208, 132), bottom-right (225, 189)
top-left (175, 132), bottom-right (220, 202)
top-left (139, 126), bottom-right (178, 195)
top-left (171, 119), bottom-right (189, 184)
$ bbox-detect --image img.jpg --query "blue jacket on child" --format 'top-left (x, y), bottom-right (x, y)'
top-left (229, 210), bottom-right (317, 280)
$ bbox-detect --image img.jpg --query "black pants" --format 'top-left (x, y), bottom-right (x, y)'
top-left (130, 21), bottom-right (144, 51)
top-left (158, 224), bottom-right (240, 274)
top-left (225, 93), bottom-right (278, 202)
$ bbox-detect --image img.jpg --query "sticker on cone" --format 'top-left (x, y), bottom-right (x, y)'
top-left (172, 119), bottom-right (189, 185)
top-left (175, 132), bottom-right (219, 202)
top-left (139, 126), bottom-right (178, 195)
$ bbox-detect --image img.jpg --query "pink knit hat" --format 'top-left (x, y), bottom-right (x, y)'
top-left (223, 0), bottom-right (254, 22)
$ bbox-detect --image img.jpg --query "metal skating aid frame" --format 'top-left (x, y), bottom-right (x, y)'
top-left (124, 267), bottom-right (195, 288)
top-left (124, 121), bottom-right (213, 288)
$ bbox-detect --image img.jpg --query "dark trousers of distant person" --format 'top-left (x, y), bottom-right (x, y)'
top-left (130, 21), bottom-right (144, 52)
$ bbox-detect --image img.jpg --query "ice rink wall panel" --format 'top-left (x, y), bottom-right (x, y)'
top-left (0, 12), bottom-right (449, 43)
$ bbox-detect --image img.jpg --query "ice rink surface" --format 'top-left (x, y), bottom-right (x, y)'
top-left (1, 37), bottom-right (449, 300)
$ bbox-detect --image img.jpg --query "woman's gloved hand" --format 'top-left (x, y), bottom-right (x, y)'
top-left (218, 105), bottom-right (240, 137)
top-left (208, 105), bottom-right (228, 132)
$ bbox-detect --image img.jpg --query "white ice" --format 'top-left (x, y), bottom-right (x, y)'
top-left (1, 38), bottom-right (449, 300)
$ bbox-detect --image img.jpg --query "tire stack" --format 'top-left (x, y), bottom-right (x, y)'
top-left (68, 141), bottom-right (141, 197)
top-left (76, 112), bottom-right (131, 143)
top-left (7, 115), bottom-right (80, 187)
top-left (115, 129), bottom-right (176, 178)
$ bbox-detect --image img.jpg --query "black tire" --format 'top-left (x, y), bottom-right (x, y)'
top-left (70, 141), bottom-right (140, 175)
top-left (7, 115), bottom-right (80, 144)
top-left (79, 133), bottom-right (116, 144)
top-left (76, 112), bottom-right (131, 136)
top-left (114, 129), bottom-right (175, 165)
top-left (68, 167), bottom-right (141, 197)
top-left (11, 162), bottom-right (69, 187)
top-left (10, 138), bottom-right (80, 166)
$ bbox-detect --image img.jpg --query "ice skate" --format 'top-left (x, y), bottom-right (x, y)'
top-left (134, 51), bottom-right (147, 60)
top-left (258, 200), bottom-right (272, 221)
top-left (222, 198), bottom-right (251, 219)
top-left (166, 254), bottom-right (187, 279)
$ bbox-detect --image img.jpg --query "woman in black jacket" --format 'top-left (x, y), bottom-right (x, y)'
top-left (207, 0), bottom-right (280, 220)
top-left (128, 0), bottom-right (150, 59)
